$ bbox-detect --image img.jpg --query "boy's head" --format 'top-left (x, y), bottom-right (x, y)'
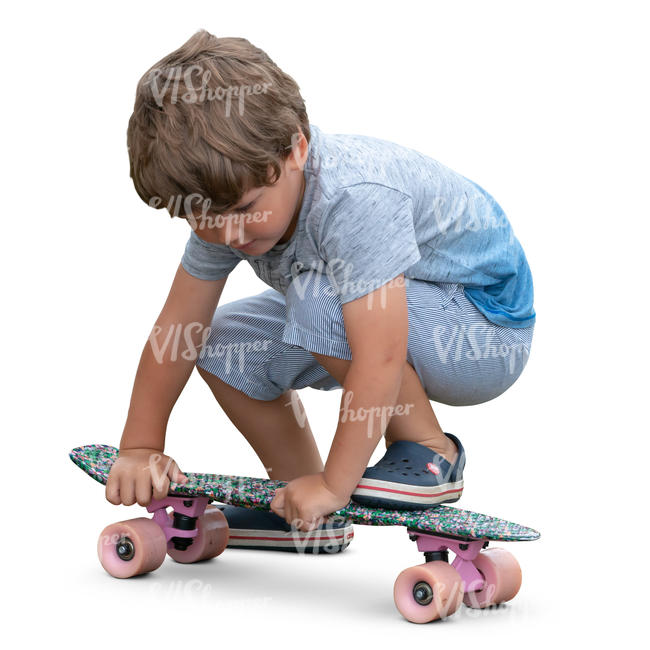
top-left (127, 29), bottom-right (310, 254)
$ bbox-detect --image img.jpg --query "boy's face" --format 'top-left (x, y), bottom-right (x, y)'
top-left (180, 131), bottom-right (308, 256)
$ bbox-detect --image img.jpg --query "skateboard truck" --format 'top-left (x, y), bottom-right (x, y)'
top-left (407, 528), bottom-right (489, 594)
top-left (146, 495), bottom-right (210, 551)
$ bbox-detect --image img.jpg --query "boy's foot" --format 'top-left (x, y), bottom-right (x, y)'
top-left (214, 504), bottom-right (354, 554)
top-left (350, 433), bottom-right (466, 510)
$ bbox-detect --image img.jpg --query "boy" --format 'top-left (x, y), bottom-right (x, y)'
top-left (107, 30), bottom-right (535, 553)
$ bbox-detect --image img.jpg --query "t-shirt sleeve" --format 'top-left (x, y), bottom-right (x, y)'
top-left (180, 230), bottom-right (241, 280)
top-left (318, 184), bottom-right (421, 303)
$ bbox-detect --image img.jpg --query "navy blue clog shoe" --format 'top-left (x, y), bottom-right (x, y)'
top-left (214, 504), bottom-right (354, 554)
top-left (351, 433), bottom-right (466, 510)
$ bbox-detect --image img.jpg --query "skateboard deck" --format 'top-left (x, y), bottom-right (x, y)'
top-left (70, 444), bottom-right (540, 542)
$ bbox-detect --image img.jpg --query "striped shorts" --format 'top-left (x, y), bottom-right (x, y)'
top-left (196, 272), bottom-right (534, 406)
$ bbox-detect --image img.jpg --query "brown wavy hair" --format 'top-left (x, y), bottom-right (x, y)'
top-left (127, 29), bottom-right (310, 217)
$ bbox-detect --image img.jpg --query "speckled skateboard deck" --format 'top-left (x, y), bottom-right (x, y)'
top-left (70, 444), bottom-right (539, 542)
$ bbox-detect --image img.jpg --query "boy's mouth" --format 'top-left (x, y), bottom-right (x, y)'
top-left (233, 240), bottom-right (256, 250)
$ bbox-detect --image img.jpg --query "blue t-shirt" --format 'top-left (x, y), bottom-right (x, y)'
top-left (181, 124), bottom-right (535, 328)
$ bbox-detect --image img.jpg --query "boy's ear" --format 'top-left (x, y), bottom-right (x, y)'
top-left (285, 129), bottom-right (309, 171)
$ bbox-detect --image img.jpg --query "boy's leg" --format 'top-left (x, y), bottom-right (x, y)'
top-left (283, 272), bottom-right (533, 476)
top-left (193, 287), bottom-right (355, 552)
top-left (193, 287), bottom-right (342, 481)
top-left (196, 367), bottom-right (354, 553)
top-left (308, 353), bottom-right (458, 463)
top-left (196, 367), bottom-right (323, 481)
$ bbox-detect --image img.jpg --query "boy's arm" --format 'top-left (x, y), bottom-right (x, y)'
top-left (106, 264), bottom-right (227, 506)
top-left (322, 274), bottom-right (409, 496)
top-left (121, 263), bottom-right (228, 451)
top-left (270, 274), bottom-right (409, 529)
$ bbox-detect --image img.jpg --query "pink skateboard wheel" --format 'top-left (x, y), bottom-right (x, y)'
top-left (97, 517), bottom-right (167, 578)
top-left (462, 547), bottom-right (522, 608)
top-left (394, 561), bottom-right (463, 623)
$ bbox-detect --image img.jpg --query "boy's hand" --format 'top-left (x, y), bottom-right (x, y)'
top-left (270, 473), bottom-right (350, 532)
top-left (105, 448), bottom-right (188, 507)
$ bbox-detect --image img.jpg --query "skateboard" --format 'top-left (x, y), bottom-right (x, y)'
top-left (70, 444), bottom-right (540, 623)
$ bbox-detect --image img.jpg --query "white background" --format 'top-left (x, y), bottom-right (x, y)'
top-left (4, 0), bottom-right (647, 647)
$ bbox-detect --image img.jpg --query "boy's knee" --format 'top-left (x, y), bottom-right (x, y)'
top-left (196, 364), bottom-right (216, 382)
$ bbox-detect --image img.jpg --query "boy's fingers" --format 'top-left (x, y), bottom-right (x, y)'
top-left (300, 512), bottom-right (316, 533)
top-left (271, 489), bottom-right (285, 510)
top-left (303, 516), bottom-right (315, 532)
top-left (152, 460), bottom-right (172, 498)
top-left (287, 505), bottom-right (298, 530)
top-left (270, 493), bottom-right (285, 518)
top-left (152, 474), bottom-right (169, 501)
top-left (291, 515), bottom-right (304, 531)
top-left (120, 478), bottom-right (136, 507)
top-left (105, 477), bottom-right (120, 505)
top-left (168, 461), bottom-right (187, 484)
top-left (135, 472), bottom-right (153, 507)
